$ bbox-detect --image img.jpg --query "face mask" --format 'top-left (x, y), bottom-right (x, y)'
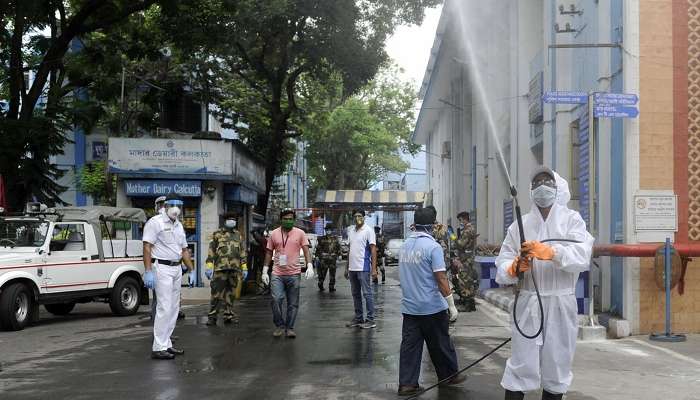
top-left (281, 220), bottom-right (295, 230)
top-left (166, 206), bottom-right (181, 219)
top-left (531, 185), bottom-right (557, 208)
top-left (224, 219), bottom-right (236, 229)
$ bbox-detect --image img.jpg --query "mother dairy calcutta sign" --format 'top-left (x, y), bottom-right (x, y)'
top-left (108, 138), bottom-right (233, 177)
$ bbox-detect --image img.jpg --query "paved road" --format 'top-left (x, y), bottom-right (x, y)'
top-left (2, 265), bottom-right (700, 399)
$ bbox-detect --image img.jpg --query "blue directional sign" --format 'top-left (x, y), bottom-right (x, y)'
top-left (594, 92), bottom-right (638, 105)
top-left (542, 91), bottom-right (589, 104)
top-left (594, 105), bottom-right (639, 118)
top-left (543, 91), bottom-right (588, 104)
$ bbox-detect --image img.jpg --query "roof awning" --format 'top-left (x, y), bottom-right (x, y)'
top-left (314, 190), bottom-right (425, 211)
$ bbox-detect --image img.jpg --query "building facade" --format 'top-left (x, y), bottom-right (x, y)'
top-left (414, 0), bottom-right (700, 334)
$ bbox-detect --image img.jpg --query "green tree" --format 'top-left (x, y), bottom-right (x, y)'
top-left (159, 0), bottom-right (439, 212)
top-left (76, 161), bottom-right (116, 205)
top-left (304, 67), bottom-right (420, 192)
top-left (0, 0), bottom-right (159, 210)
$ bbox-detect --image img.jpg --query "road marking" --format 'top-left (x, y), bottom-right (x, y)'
top-left (625, 338), bottom-right (700, 367)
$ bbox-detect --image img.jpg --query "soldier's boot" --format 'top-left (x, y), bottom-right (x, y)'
top-left (466, 298), bottom-right (477, 312)
top-left (223, 315), bottom-right (239, 324)
top-left (206, 318), bottom-right (217, 326)
top-left (329, 285), bottom-right (336, 292)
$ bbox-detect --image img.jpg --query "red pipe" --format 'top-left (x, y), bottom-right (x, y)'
top-left (593, 243), bottom-right (700, 258)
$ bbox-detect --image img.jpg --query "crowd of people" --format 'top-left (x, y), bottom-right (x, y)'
top-left (140, 165), bottom-right (594, 399)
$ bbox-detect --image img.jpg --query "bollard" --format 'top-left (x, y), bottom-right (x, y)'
top-left (649, 238), bottom-right (686, 342)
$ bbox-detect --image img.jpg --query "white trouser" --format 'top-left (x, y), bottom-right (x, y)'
top-left (152, 262), bottom-right (182, 352)
top-left (501, 291), bottom-right (579, 394)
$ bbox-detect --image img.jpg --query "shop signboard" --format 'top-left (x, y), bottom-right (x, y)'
top-left (124, 179), bottom-right (202, 197)
top-left (108, 138), bottom-right (233, 176)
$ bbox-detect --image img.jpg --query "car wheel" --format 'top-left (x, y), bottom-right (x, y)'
top-left (44, 302), bottom-right (76, 316)
top-left (109, 276), bottom-right (141, 316)
top-left (0, 283), bottom-right (35, 331)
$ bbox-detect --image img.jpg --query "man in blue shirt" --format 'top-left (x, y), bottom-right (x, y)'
top-left (397, 207), bottom-right (464, 396)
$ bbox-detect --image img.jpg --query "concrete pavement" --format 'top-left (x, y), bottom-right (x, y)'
top-left (1, 265), bottom-right (700, 399)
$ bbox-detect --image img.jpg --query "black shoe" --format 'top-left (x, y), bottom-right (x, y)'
top-left (223, 317), bottom-right (238, 324)
top-left (151, 350), bottom-right (175, 360)
top-left (318, 282), bottom-right (324, 291)
top-left (542, 390), bottom-right (563, 400)
top-left (329, 286), bottom-right (336, 292)
top-left (178, 311), bottom-right (185, 320)
top-left (440, 374), bottom-right (467, 386)
top-left (382, 277), bottom-right (386, 284)
top-left (398, 385), bottom-right (422, 396)
top-left (167, 347), bottom-right (184, 355)
top-left (206, 318), bottom-right (217, 326)
top-left (505, 390), bottom-right (525, 400)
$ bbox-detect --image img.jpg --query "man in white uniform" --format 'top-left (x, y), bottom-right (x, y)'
top-left (495, 166), bottom-right (594, 400)
top-left (142, 193), bottom-right (194, 360)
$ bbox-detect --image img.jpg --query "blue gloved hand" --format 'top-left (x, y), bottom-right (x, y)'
top-left (205, 269), bottom-right (213, 280)
top-left (188, 271), bottom-right (196, 287)
top-left (143, 270), bottom-right (155, 289)
top-left (242, 270), bottom-right (248, 280)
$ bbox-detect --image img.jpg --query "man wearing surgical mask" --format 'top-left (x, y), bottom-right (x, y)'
top-left (205, 216), bottom-right (248, 326)
top-left (142, 192), bottom-right (194, 360)
top-left (345, 209), bottom-right (377, 329)
top-left (495, 166), bottom-right (594, 400)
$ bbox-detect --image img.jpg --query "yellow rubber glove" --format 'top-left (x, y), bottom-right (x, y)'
top-left (522, 241), bottom-right (555, 261)
top-left (507, 256), bottom-right (531, 277)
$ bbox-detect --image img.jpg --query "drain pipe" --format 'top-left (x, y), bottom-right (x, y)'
top-left (594, 243), bottom-right (700, 257)
top-left (592, 241), bottom-right (700, 342)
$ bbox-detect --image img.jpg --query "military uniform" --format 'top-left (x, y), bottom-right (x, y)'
top-left (452, 223), bottom-right (479, 312)
top-left (431, 223), bottom-right (451, 266)
top-left (316, 234), bottom-right (341, 291)
top-left (206, 228), bottom-right (247, 323)
top-left (374, 231), bottom-right (387, 284)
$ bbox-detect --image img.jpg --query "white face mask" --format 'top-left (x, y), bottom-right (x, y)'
top-left (166, 206), bottom-right (181, 220)
top-left (531, 185), bottom-right (557, 208)
top-left (224, 219), bottom-right (236, 229)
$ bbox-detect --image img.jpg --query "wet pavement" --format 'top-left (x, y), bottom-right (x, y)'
top-left (2, 265), bottom-right (700, 399)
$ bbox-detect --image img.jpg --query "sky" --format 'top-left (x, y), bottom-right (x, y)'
top-left (384, 5), bottom-right (443, 91)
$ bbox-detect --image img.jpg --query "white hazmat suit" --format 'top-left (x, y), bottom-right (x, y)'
top-left (495, 171), bottom-right (594, 394)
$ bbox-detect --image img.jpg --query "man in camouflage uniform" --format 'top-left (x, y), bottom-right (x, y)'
top-left (205, 217), bottom-right (248, 325)
top-left (316, 223), bottom-right (342, 292)
top-left (452, 211), bottom-right (479, 312)
top-left (373, 226), bottom-right (386, 284)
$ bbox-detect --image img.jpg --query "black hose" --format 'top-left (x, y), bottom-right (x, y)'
top-left (405, 337), bottom-right (512, 399)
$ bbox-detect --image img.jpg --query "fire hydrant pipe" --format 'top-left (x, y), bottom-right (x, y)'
top-left (593, 243), bottom-right (700, 258)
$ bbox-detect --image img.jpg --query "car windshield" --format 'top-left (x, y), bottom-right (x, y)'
top-left (0, 219), bottom-right (50, 248)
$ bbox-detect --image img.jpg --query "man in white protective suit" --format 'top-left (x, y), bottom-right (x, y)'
top-left (495, 166), bottom-right (594, 400)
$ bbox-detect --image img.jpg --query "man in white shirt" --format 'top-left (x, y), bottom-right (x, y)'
top-left (345, 209), bottom-right (377, 329)
top-left (142, 193), bottom-right (194, 360)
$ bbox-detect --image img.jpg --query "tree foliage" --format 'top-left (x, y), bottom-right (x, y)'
top-left (75, 160), bottom-right (116, 205)
top-left (159, 0), bottom-right (439, 211)
top-left (0, 0), bottom-right (159, 209)
top-left (304, 67), bottom-right (420, 192)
